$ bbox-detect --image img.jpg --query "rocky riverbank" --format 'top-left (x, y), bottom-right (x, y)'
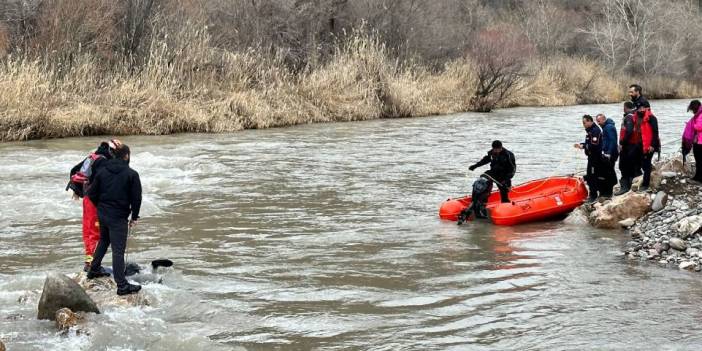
top-left (581, 154), bottom-right (702, 271)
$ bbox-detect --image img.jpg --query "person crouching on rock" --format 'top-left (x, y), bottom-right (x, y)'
top-left (86, 144), bottom-right (143, 296)
top-left (574, 114), bottom-right (603, 203)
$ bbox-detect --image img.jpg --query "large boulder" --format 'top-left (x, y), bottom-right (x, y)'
top-left (37, 273), bottom-right (99, 320)
top-left (588, 192), bottom-right (652, 229)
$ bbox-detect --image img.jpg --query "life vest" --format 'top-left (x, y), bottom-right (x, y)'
top-left (640, 109), bottom-right (656, 153)
top-left (69, 152), bottom-right (105, 197)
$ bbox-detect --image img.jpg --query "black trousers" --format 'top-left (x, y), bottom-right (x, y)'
top-left (585, 158), bottom-right (599, 197)
top-left (90, 214), bottom-right (129, 288)
top-left (642, 152), bottom-right (654, 187)
top-left (597, 157), bottom-right (617, 196)
top-left (484, 171), bottom-right (511, 203)
top-left (619, 145), bottom-right (643, 180)
top-left (694, 143), bottom-right (702, 181)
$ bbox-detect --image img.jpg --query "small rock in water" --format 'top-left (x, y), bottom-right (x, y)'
top-left (619, 218), bottom-right (636, 228)
top-left (687, 248), bottom-right (701, 257)
top-left (680, 261), bottom-right (696, 270)
top-left (55, 308), bottom-right (80, 331)
top-left (670, 238), bottom-right (687, 251)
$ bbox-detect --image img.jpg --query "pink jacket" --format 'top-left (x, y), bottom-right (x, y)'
top-left (695, 110), bottom-right (702, 144)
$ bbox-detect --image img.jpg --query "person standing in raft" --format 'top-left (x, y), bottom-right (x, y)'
top-left (595, 113), bottom-right (618, 198)
top-left (616, 102), bottom-right (641, 195)
top-left (67, 139), bottom-right (123, 272)
top-left (468, 140), bottom-right (516, 204)
top-left (574, 115), bottom-right (603, 203)
top-left (86, 144), bottom-right (143, 296)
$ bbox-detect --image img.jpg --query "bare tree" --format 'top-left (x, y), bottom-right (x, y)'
top-left (469, 26), bottom-right (534, 112)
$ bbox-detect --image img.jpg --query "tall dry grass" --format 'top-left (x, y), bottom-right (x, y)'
top-left (0, 21), bottom-right (699, 142)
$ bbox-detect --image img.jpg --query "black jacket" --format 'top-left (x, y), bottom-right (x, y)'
top-left (631, 95), bottom-right (649, 110)
top-left (87, 159), bottom-right (142, 221)
top-left (580, 124), bottom-right (603, 160)
top-left (471, 148), bottom-right (516, 181)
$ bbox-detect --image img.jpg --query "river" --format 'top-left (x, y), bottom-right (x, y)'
top-left (2, 99), bottom-right (702, 350)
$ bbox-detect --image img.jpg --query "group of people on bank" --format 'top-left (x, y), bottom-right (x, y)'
top-left (576, 84), bottom-right (702, 202)
top-left (459, 84), bottom-right (702, 224)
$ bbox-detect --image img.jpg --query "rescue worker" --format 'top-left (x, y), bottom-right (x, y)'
top-left (67, 139), bottom-right (123, 272)
top-left (86, 145), bottom-right (143, 296)
top-left (574, 115), bottom-right (603, 203)
top-left (596, 114), bottom-right (618, 198)
top-left (468, 140), bottom-right (516, 204)
top-left (616, 102), bottom-right (641, 195)
top-left (638, 101), bottom-right (660, 192)
top-left (629, 84), bottom-right (650, 110)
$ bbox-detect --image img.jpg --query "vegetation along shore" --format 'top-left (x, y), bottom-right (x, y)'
top-left (1, 0), bottom-right (701, 142)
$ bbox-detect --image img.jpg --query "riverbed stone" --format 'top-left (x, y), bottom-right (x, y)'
top-left (55, 308), bottom-right (81, 331)
top-left (37, 273), bottom-right (99, 320)
top-left (652, 191), bottom-right (668, 211)
top-left (680, 261), bottom-right (696, 270)
top-left (654, 242), bottom-right (670, 254)
top-left (619, 218), bottom-right (636, 228)
top-left (0, 339), bottom-right (4, 351)
top-left (674, 215), bottom-right (702, 239)
top-left (670, 238), bottom-right (687, 251)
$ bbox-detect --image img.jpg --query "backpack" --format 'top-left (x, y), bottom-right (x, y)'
top-left (66, 153), bottom-right (105, 198)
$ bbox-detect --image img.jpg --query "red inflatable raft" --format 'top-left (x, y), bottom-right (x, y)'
top-left (439, 176), bottom-right (588, 226)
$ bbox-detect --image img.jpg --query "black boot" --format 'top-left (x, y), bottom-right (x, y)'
top-left (87, 269), bottom-right (110, 279)
top-left (614, 178), bottom-right (631, 196)
top-left (117, 283), bottom-right (142, 296)
top-left (457, 207), bottom-right (473, 225)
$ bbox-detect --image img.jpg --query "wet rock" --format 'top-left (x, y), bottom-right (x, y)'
top-left (652, 191), bottom-right (668, 211)
top-left (37, 273), bottom-right (99, 320)
top-left (654, 242), bottom-right (670, 254)
top-left (619, 218), bottom-right (636, 228)
top-left (587, 192), bottom-right (652, 229)
top-left (670, 238), bottom-right (687, 251)
top-left (661, 171), bottom-right (677, 178)
top-left (680, 261), bottom-right (696, 270)
top-left (674, 215), bottom-right (702, 239)
top-left (55, 308), bottom-right (81, 331)
top-left (73, 272), bottom-right (151, 308)
top-left (0, 339), bottom-right (4, 351)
